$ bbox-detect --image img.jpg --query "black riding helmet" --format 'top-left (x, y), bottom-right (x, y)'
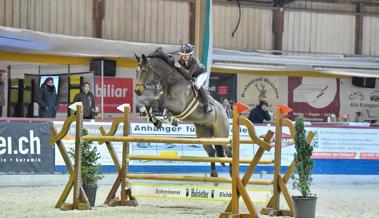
top-left (179, 43), bottom-right (194, 55)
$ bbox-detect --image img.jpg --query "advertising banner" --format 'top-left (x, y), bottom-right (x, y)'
top-left (53, 121), bottom-right (124, 167)
top-left (95, 77), bottom-right (134, 113)
top-left (130, 122), bottom-right (295, 167)
top-left (131, 183), bottom-right (271, 204)
top-left (0, 121), bottom-right (54, 173)
top-left (208, 73), bottom-right (237, 118)
top-left (288, 77), bottom-right (340, 122)
top-left (55, 121), bottom-right (379, 174)
top-left (237, 74), bottom-right (288, 116)
top-left (339, 78), bottom-right (379, 123)
top-left (310, 126), bottom-right (379, 159)
top-left (209, 73), bottom-right (237, 103)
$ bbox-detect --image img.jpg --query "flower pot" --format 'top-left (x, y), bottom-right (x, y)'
top-left (292, 195), bottom-right (317, 218)
top-left (83, 184), bottom-right (98, 207)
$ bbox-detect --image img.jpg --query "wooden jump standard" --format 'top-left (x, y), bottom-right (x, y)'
top-left (48, 104), bottom-right (90, 210)
top-left (82, 104), bottom-right (275, 217)
top-left (49, 103), bottom-right (314, 217)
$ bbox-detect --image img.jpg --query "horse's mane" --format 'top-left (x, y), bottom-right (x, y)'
top-left (148, 47), bottom-right (175, 68)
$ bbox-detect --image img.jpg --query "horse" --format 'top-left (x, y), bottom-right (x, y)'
top-left (134, 48), bottom-right (232, 177)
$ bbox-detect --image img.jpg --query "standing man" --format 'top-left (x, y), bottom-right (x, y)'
top-left (0, 69), bottom-right (6, 117)
top-left (73, 82), bottom-right (95, 119)
top-left (35, 77), bottom-right (59, 118)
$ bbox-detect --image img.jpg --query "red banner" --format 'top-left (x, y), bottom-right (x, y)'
top-left (288, 77), bottom-right (340, 122)
top-left (312, 152), bottom-right (356, 159)
top-left (95, 77), bottom-right (133, 113)
top-left (360, 153), bottom-right (379, 160)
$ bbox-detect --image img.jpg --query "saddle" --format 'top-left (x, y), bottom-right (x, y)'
top-left (191, 82), bottom-right (199, 98)
top-left (190, 73), bottom-right (208, 99)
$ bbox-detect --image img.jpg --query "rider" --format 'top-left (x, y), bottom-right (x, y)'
top-left (174, 43), bottom-right (213, 113)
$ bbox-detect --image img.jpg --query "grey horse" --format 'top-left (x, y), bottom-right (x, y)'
top-left (134, 49), bottom-right (232, 177)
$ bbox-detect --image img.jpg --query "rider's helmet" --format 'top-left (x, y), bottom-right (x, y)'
top-left (179, 43), bottom-right (194, 56)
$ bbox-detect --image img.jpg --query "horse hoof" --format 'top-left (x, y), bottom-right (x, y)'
top-left (154, 120), bottom-right (162, 128)
top-left (172, 119), bottom-right (178, 127)
top-left (211, 171), bottom-right (218, 177)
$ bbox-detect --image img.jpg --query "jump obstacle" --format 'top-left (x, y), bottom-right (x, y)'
top-left (49, 103), bottom-right (315, 218)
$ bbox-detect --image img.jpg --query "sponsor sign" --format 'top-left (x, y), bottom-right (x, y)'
top-left (55, 121), bottom-right (379, 172)
top-left (0, 121), bottom-right (54, 173)
top-left (309, 126), bottom-right (379, 160)
top-left (131, 183), bottom-right (272, 204)
top-left (209, 73), bottom-right (237, 103)
top-left (237, 75), bottom-right (288, 116)
top-left (95, 77), bottom-right (134, 113)
top-left (208, 73), bottom-right (237, 118)
top-left (288, 77), bottom-right (340, 122)
top-left (53, 121), bottom-right (124, 166)
top-left (339, 78), bottom-right (379, 123)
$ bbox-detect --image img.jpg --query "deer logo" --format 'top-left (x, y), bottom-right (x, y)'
top-left (255, 83), bottom-right (267, 101)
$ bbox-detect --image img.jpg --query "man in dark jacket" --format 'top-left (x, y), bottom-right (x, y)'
top-left (174, 43), bottom-right (212, 113)
top-left (73, 82), bottom-right (95, 119)
top-left (35, 77), bottom-right (58, 118)
top-left (248, 99), bottom-right (271, 123)
top-left (0, 69), bottom-right (6, 117)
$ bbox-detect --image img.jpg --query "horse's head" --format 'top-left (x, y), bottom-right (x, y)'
top-left (134, 54), bottom-right (154, 96)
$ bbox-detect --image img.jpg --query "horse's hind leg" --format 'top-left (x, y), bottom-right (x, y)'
top-left (212, 120), bottom-right (233, 177)
top-left (194, 124), bottom-right (218, 177)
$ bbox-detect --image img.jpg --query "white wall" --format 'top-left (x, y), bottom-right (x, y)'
top-left (213, 4), bottom-right (273, 50)
top-left (102, 0), bottom-right (190, 44)
top-left (362, 16), bottom-right (379, 56)
top-left (0, 0), bottom-right (94, 37)
top-left (283, 11), bottom-right (355, 54)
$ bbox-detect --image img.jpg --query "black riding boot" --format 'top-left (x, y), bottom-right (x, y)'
top-left (198, 88), bottom-right (213, 113)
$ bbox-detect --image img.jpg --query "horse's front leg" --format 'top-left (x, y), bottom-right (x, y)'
top-left (140, 106), bottom-right (162, 128)
top-left (162, 109), bottom-right (178, 127)
top-left (139, 97), bottom-right (163, 128)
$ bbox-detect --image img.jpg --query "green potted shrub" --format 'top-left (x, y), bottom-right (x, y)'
top-left (69, 128), bottom-right (103, 207)
top-left (292, 116), bottom-right (317, 218)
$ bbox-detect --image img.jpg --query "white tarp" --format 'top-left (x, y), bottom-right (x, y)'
top-left (0, 26), bottom-right (178, 57)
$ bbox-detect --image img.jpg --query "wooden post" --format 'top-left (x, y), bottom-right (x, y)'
top-left (93, 0), bottom-right (104, 38)
top-left (272, 7), bottom-right (284, 52)
top-left (73, 104), bottom-right (83, 208)
top-left (272, 107), bottom-right (283, 210)
top-left (120, 106), bottom-right (129, 205)
top-left (355, 3), bottom-right (363, 55)
top-left (231, 105), bottom-right (240, 215)
top-left (189, 2), bottom-right (196, 45)
top-left (261, 104), bottom-right (299, 216)
top-left (49, 113), bottom-right (89, 210)
top-left (83, 135), bottom-right (231, 145)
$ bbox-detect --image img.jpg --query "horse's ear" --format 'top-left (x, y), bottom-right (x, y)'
top-left (135, 54), bottom-right (140, 63)
top-left (142, 54), bottom-right (147, 63)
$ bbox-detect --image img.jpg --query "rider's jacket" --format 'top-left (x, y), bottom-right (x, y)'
top-left (176, 57), bottom-right (206, 80)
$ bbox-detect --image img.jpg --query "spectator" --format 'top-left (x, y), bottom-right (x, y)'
top-left (222, 98), bottom-right (232, 118)
top-left (248, 99), bottom-right (271, 123)
top-left (0, 69), bottom-right (6, 117)
top-left (35, 77), bottom-right (59, 118)
top-left (73, 82), bottom-right (95, 119)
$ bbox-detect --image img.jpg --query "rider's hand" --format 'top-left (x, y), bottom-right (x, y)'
top-left (175, 62), bottom-right (181, 68)
top-left (262, 105), bottom-right (268, 111)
